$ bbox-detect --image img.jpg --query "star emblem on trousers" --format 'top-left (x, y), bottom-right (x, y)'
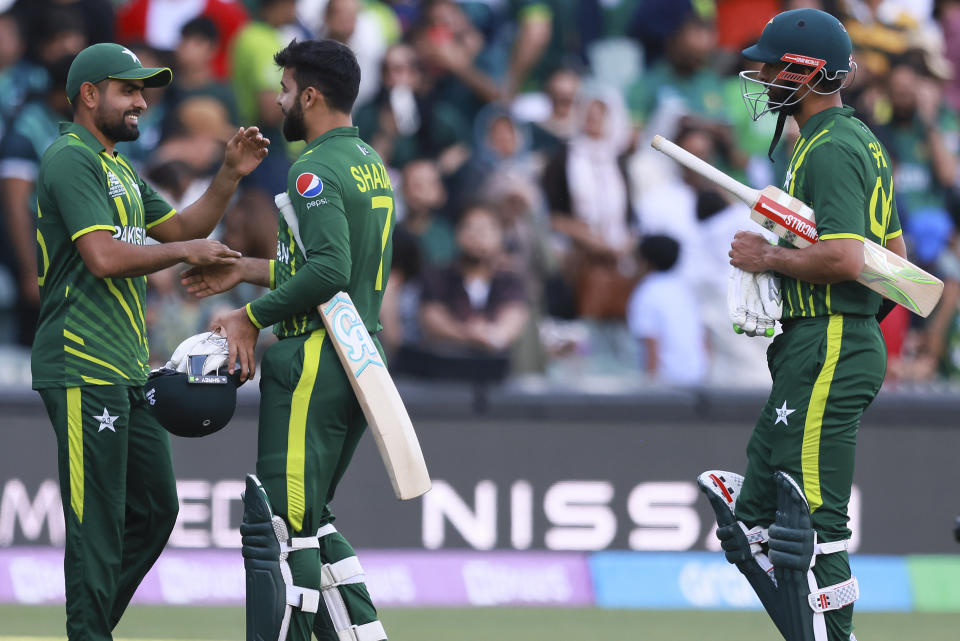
top-left (93, 408), bottom-right (119, 432)
top-left (775, 400), bottom-right (796, 426)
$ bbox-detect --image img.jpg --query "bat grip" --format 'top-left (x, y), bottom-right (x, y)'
top-left (651, 135), bottom-right (758, 205)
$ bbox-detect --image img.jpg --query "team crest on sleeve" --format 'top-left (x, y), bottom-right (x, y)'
top-left (296, 172), bottom-right (324, 198)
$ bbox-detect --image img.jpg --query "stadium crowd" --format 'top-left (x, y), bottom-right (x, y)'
top-left (2, 0), bottom-right (960, 390)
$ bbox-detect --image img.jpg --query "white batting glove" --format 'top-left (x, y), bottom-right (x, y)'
top-left (728, 266), bottom-right (781, 337)
top-left (754, 270), bottom-right (782, 337)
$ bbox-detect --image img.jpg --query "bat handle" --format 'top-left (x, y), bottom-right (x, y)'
top-left (651, 134), bottom-right (759, 206)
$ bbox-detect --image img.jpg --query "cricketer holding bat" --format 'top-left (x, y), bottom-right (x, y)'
top-left (699, 9), bottom-right (908, 641)
top-left (182, 39), bottom-right (392, 641)
top-left (31, 43), bottom-right (268, 640)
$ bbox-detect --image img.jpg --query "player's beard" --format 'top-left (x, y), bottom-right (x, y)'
top-left (282, 98), bottom-right (306, 142)
top-left (96, 103), bottom-right (141, 142)
top-left (766, 82), bottom-right (803, 116)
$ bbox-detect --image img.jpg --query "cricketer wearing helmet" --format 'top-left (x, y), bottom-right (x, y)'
top-left (32, 43), bottom-right (268, 640)
top-left (698, 10), bottom-right (909, 641)
top-left (182, 39), bottom-right (391, 641)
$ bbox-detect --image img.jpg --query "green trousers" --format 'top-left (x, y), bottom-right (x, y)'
top-left (256, 329), bottom-right (382, 641)
top-left (39, 385), bottom-right (179, 641)
top-left (736, 314), bottom-right (886, 641)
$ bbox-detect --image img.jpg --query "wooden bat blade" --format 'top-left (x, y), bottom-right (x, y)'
top-left (319, 292), bottom-right (431, 500)
top-left (859, 242), bottom-right (944, 317)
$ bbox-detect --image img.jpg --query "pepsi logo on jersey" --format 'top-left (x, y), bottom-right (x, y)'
top-left (296, 172), bottom-right (324, 198)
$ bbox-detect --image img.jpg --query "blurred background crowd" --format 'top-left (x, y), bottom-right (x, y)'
top-left (2, 0), bottom-right (960, 392)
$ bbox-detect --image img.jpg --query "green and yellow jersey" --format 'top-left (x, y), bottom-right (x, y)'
top-left (246, 126), bottom-right (395, 337)
top-left (779, 106), bottom-right (902, 320)
top-left (32, 122), bottom-right (176, 389)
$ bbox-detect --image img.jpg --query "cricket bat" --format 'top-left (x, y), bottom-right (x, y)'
top-left (275, 193), bottom-right (431, 500)
top-left (651, 134), bottom-right (944, 317)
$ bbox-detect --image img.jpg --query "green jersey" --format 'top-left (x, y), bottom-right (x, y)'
top-left (246, 127), bottom-right (394, 338)
top-left (779, 106), bottom-right (902, 320)
top-left (32, 122), bottom-right (176, 389)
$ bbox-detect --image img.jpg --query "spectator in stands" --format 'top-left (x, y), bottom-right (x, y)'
top-left (454, 0), bottom-right (553, 98)
top-left (626, 234), bottom-right (707, 385)
top-left (0, 56), bottom-right (73, 347)
top-left (543, 87), bottom-right (636, 320)
top-left (528, 67), bottom-right (581, 160)
top-left (915, 229), bottom-right (960, 381)
top-left (486, 169), bottom-right (555, 373)
top-left (116, 0), bottom-right (248, 79)
top-left (839, 0), bottom-right (941, 84)
top-left (420, 203), bottom-right (530, 355)
top-left (873, 61), bottom-right (960, 269)
top-left (397, 158), bottom-right (457, 267)
top-left (354, 42), bottom-right (470, 173)
top-left (163, 16), bottom-right (238, 137)
top-left (626, 11), bottom-right (727, 127)
top-left (231, 0), bottom-right (297, 195)
top-left (409, 0), bottom-right (501, 124)
top-left (11, 0), bottom-right (114, 51)
top-left (450, 106), bottom-right (537, 213)
top-left (938, 0), bottom-right (960, 111)
top-left (317, 0), bottom-right (395, 108)
top-left (0, 11), bottom-right (47, 134)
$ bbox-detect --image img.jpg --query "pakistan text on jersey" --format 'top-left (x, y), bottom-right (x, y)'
top-left (350, 162), bottom-right (392, 193)
top-left (113, 225), bottom-right (145, 245)
top-left (277, 240), bottom-right (291, 265)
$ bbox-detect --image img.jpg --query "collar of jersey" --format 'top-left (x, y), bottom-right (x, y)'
top-left (58, 121), bottom-right (107, 154)
top-left (304, 126), bottom-right (359, 152)
top-left (798, 106), bottom-right (853, 140)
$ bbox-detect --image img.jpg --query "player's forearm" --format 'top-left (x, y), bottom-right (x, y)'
top-left (172, 164), bottom-right (243, 239)
top-left (886, 233), bottom-right (907, 260)
top-left (762, 238), bottom-right (864, 284)
top-left (240, 257), bottom-right (272, 288)
top-left (81, 239), bottom-right (193, 278)
top-left (246, 257), bottom-right (350, 329)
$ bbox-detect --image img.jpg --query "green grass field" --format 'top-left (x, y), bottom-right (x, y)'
top-left (2, 606), bottom-right (959, 641)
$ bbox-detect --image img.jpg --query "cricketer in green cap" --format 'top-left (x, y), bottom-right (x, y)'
top-left (66, 42), bottom-right (172, 103)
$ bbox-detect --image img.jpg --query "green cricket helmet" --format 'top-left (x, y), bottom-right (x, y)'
top-left (144, 332), bottom-right (244, 438)
top-left (740, 8), bottom-right (854, 121)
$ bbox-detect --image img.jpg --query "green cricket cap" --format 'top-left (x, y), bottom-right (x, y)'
top-left (66, 43), bottom-right (172, 102)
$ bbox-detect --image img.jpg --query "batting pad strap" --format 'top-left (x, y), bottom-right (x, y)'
top-left (745, 526), bottom-right (769, 546)
top-left (337, 621), bottom-right (387, 641)
top-left (287, 523), bottom-right (338, 551)
top-left (321, 556), bottom-right (364, 588)
top-left (286, 584), bottom-right (320, 613)
top-left (814, 538), bottom-right (850, 555)
top-left (808, 577), bottom-right (859, 613)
